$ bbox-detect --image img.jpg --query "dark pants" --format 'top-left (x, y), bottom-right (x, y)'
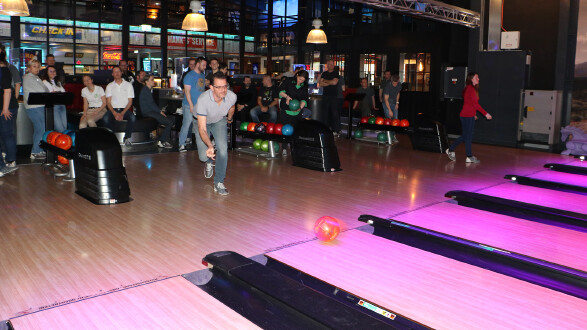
top-left (323, 95), bottom-right (341, 133)
top-left (102, 108), bottom-right (136, 139)
top-left (235, 105), bottom-right (251, 122)
top-left (0, 107), bottom-right (17, 164)
top-left (449, 116), bottom-right (475, 157)
top-left (144, 112), bottom-right (175, 142)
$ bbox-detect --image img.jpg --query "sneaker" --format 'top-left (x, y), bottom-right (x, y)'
top-left (392, 137), bottom-right (399, 144)
top-left (0, 166), bottom-right (18, 177)
top-left (30, 152), bottom-right (46, 160)
top-left (185, 138), bottom-right (192, 145)
top-left (204, 162), bottom-right (214, 179)
top-left (445, 149), bottom-right (456, 161)
top-left (214, 182), bottom-right (229, 195)
top-left (179, 145), bottom-right (187, 152)
top-left (6, 161), bottom-right (16, 168)
top-left (466, 156), bottom-right (480, 163)
top-left (124, 138), bottom-right (133, 147)
top-left (157, 141), bottom-right (173, 148)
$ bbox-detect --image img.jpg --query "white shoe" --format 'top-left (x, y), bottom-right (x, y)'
top-left (466, 156), bottom-right (480, 163)
top-left (445, 149), bottom-right (456, 161)
top-left (6, 161), bottom-right (16, 168)
top-left (179, 145), bottom-right (187, 152)
top-left (214, 182), bottom-right (229, 195)
top-left (0, 166), bottom-right (18, 177)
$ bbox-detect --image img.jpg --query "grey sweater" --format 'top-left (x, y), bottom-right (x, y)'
top-left (23, 72), bottom-right (49, 109)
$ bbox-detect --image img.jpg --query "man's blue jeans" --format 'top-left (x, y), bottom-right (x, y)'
top-left (195, 117), bottom-right (228, 184)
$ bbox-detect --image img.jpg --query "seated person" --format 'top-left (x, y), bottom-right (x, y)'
top-left (139, 74), bottom-right (176, 148)
top-left (235, 76), bottom-right (257, 122)
top-left (80, 75), bottom-right (107, 128)
top-left (353, 77), bottom-right (378, 117)
top-left (250, 75), bottom-right (279, 123)
top-left (278, 70), bottom-right (311, 126)
top-left (103, 66), bottom-right (136, 146)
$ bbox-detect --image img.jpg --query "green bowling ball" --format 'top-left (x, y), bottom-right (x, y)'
top-left (377, 132), bottom-right (387, 142)
top-left (253, 139), bottom-right (263, 150)
top-left (240, 122), bottom-right (249, 131)
top-left (354, 130), bottom-right (364, 138)
top-left (261, 140), bottom-right (270, 152)
top-left (368, 117), bottom-right (377, 124)
top-left (272, 142), bottom-right (280, 152)
top-left (289, 99), bottom-right (300, 111)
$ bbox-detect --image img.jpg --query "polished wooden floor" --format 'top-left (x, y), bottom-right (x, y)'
top-left (0, 136), bottom-right (577, 327)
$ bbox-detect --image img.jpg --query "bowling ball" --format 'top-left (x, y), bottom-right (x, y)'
top-left (57, 155), bottom-right (69, 165)
top-left (377, 132), bottom-right (387, 142)
top-left (400, 119), bottom-right (410, 127)
top-left (55, 134), bottom-right (73, 150)
top-left (247, 122), bottom-right (256, 132)
top-left (360, 117), bottom-right (369, 124)
top-left (261, 122), bottom-right (269, 126)
top-left (391, 119), bottom-right (400, 126)
top-left (367, 117), bottom-right (376, 124)
top-left (240, 122), bottom-right (249, 131)
top-left (62, 129), bottom-right (72, 135)
top-left (260, 140), bottom-right (269, 152)
top-left (272, 142), bottom-right (280, 152)
top-left (266, 123), bottom-right (275, 134)
top-left (282, 124), bottom-right (294, 136)
top-left (253, 139), bottom-right (263, 150)
top-left (47, 132), bottom-right (60, 145)
top-left (354, 130), bottom-right (364, 138)
top-left (275, 124), bottom-right (283, 135)
top-left (384, 118), bottom-right (392, 126)
top-left (375, 117), bottom-right (384, 125)
top-left (43, 130), bottom-right (53, 142)
top-left (255, 123), bottom-right (266, 133)
top-left (289, 99), bottom-right (300, 111)
top-left (67, 132), bottom-right (76, 147)
top-left (313, 216), bottom-right (341, 242)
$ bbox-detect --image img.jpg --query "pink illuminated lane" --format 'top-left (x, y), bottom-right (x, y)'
top-left (267, 230), bottom-right (587, 329)
top-left (524, 170), bottom-right (587, 187)
top-left (478, 182), bottom-right (587, 214)
top-left (394, 203), bottom-right (587, 273)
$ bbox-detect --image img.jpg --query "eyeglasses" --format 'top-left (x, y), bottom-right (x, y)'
top-left (213, 85), bottom-right (228, 90)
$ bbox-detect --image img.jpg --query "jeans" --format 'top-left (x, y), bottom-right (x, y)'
top-left (53, 104), bottom-right (67, 132)
top-left (0, 107), bottom-right (17, 164)
top-left (250, 105), bottom-right (278, 123)
top-left (144, 111), bottom-right (175, 142)
top-left (179, 104), bottom-right (195, 146)
top-left (449, 116), bottom-right (475, 157)
top-left (195, 117), bottom-right (228, 184)
top-left (382, 104), bottom-right (397, 139)
top-left (102, 109), bottom-right (136, 139)
top-left (26, 106), bottom-right (45, 154)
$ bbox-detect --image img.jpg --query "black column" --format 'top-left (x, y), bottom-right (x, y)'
top-left (10, 17), bottom-right (21, 70)
top-left (161, 0), bottom-right (169, 77)
top-left (239, 0), bottom-right (246, 73)
top-left (296, 0), bottom-right (306, 63)
top-left (122, 0), bottom-right (131, 61)
top-left (267, 0), bottom-right (273, 74)
top-left (319, 0), bottom-right (329, 63)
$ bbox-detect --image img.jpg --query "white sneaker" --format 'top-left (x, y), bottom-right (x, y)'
top-left (445, 149), bottom-right (456, 161)
top-left (214, 182), bottom-right (229, 195)
top-left (6, 161), bottom-right (16, 168)
top-left (30, 152), bottom-right (46, 160)
top-left (204, 162), bottom-right (214, 179)
top-left (179, 145), bottom-right (187, 152)
top-left (0, 166), bottom-right (18, 177)
top-left (466, 156), bottom-right (480, 163)
top-left (157, 141), bottom-right (173, 148)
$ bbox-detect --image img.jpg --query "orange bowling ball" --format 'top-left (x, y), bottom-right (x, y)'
top-left (400, 119), bottom-right (410, 127)
top-left (247, 122), bottom-right (256, 132)
top-left (47, 132), bottom-right (61, 145)
top-left (57, 155), bottom-right (69, 165)
top-left (391, 119), bottom-right (400, 126)
top-left (375, 117), bottom-right (385, 125)
top-left (313, 216), bottom-right (341, 242)
top-left (55, 134), bottom-right (73, 150)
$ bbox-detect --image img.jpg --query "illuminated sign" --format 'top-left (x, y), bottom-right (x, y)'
top-left (102, 52), bottom-right (122, 61)
top-left (167, 35), bottom-right (218, 50)
top-left (25, 25), bottom-right (82, 40)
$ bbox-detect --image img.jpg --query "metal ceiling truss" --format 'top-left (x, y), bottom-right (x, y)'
top-left (345, 0), bottom-right (481, 28)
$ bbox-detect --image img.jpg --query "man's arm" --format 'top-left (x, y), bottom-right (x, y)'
top-left (227, 105), bottom-right (235, 123)
top-left (269, 97), bottom-right (279, 108)
top-left (106, 96), bottom-right (115, 113)
top-left (384, 94), bottom-right (393, 118)
top-left (184, 84), bottom-right (194, 113)
top-left (82, 97), bottom-right (89, 115)
top-left (122, 98), bottom-right (133, 115)
top-left (14, 83), bottom-right (21, 99)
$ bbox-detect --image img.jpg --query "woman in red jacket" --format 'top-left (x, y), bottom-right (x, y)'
top-left (446, 73), bottom-right (492, 163)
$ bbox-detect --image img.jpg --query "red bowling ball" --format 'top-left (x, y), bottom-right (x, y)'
top-left (274, 124), bottom-right (283, 135)
top-left (360, 117), bottom-right (369, 124)
top-left (400, 119), bottom-right (410, 127)
top-left (375, 117), bottom-right (384, 125)
top-left (313, 216), bottom-right (341, 242)
top-left (247, 122), bottom-right (256, 132)
top-left (384, 118), bottom-right (392, 126)
top-left (391, 119), bottom-right (400, 126)
top-left (266, 123), bottom-right (275, 134)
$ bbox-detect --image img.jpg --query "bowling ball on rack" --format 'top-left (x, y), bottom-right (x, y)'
top-left (282, 124), bottom-right (294, 136)
top-left (261, 122), bottom-right (269, 126)
top-left (360, 117), bottom-right (369, 124)
top-left (354, 130), bottom-right (364, 138)
top-left (400, 119), bottom-right (410, 127)
top-left (47, 132), bottom-right (61, 145)
top-left (289, 99), bottom-right (300, 111)
top-left (275, 124), bottom-right (283, 135)
top-left (55, 134), bottom-right (73, 150)
top-left (313, 216), bottom-right (341, 242)
top-left (266, 123), bottom-right (275, 134)
top-left (66, 131), bottom-right (76, 147)
top-left (43, 130), bottom-right (53, 142)
top-left (57, 155), bottom-right (69, 165)
top-left (240, 122), bottom-right (249, 131)
top-left (253, 139), bottom-right (263, 150)
top-left (375, 117), bottom-right (384, 125)
top-left (260, 140), bottom-right (270, 152)
top-left (367, 117), bottom-right (376, 124)
top-left (391, 119), bottom-right (400, 126)
top-left (384, 118), bottom-right (392, 126)
top-left (272, 142), bottom-right (280, 152)
top-left (247, 122), bottom-right (256, 132)
top-left (255, 123), bottom-right (266, 133)
top-left (377, 132), bottom-right (387, 142)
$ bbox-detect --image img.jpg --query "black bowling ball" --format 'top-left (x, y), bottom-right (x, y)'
top-left (255, 123), bottom-right (266, 133)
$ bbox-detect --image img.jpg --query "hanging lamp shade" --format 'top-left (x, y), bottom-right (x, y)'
top-left (306, 18), bottom-right (327, 44)
top-left (182, 1), bottom-right (208, 31)
top-left (0, 0), bottom-right (30, 16)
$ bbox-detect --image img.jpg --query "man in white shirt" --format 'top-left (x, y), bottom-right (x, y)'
top-left (103, 66), bottom-right (136, 146)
